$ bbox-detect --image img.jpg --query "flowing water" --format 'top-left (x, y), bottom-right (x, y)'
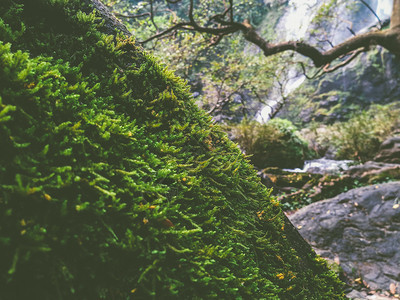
top-left (258, 0), bottom-right (393, 122)
top-left (284, 158), bottom-right (354, 174)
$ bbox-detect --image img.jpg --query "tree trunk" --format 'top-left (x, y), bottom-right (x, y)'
top-left (385, 0), bottom-right (400, 56)
top-left (84, 0), bottom-right (131, 36)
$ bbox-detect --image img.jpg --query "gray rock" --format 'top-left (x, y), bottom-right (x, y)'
top-left (319, 95), bottom-right (339, 109)
top-left (345, 161), bottom-right (400, 183)
top-left (289, 182), bottom-right (400, 293)
top-left (374, 136), bottom-right (400, 164)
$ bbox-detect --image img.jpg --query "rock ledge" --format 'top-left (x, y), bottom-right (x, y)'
top-left (289, 182), bottom-right (400, 296)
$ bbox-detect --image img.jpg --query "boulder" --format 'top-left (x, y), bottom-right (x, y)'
top-left (345, 161), bottom-right (400, 183)
top-left (374, 136), bottom-right (400, 164)
top-left (0, 1), bottom-right (346, 298)
top-left (289, 182), bottom-right (400, 295)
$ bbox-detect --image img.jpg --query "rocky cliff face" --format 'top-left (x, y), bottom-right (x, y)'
top-left (271, 0), bottom-right (400, 124)
top-left (289, 48), bottom-right (400, 124)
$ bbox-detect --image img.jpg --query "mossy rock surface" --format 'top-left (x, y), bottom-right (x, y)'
top-left (0, 0), bottom-right (345, 298)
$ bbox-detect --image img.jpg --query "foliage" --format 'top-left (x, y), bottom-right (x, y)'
top-left (278, 174), bottom-right (361, 211)
top-left (229, 118), bottom-right (316, 169)
top-left (199, 37), bottom-right (281, 118)
top-left (299, 103), bottom-right (400, 162)
top-left (309, 0), bottom-right (356, 47)
top-left (105, 0), bottom-right (283, 119)
top-left (324, 104), bottom-right (400, 161)
top-left (0, 0), bottom-right (346, 298)
top-left (274, 84), bottom-right (318, 126)
top-left (278, 166), bottom-right (400, 212)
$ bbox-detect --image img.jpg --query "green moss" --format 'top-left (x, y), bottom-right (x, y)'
top-left (0, 0), bottom-right (345, 298)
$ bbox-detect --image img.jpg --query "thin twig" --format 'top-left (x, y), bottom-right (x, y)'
top-left (322, 48), bottom-right (365, 73)
top-left (114, 12), bottom-right (150, 19)
top-left (359, 0), bottom-right (382, 28)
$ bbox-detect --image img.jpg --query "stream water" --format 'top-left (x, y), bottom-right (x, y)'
top-left (284, 158), bottom-right (354, 174)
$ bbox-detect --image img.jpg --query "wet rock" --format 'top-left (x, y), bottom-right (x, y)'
top-left (289, 182), bottom-right (400, 295)
top-left (315, 50), bottom-right (400, 109)
top-left (260, 167), bottom-right (321, 192)
top-left (345, 161), bottom-right (400, 183)
top-left (374, 136), bottom-right (400, 164)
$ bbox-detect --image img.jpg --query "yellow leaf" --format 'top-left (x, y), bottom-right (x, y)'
top-left (390, 283), bottom-right (397, 295)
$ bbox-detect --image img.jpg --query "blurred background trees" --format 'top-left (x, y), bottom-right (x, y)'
top-left (104, 0), bottom-right (400, 168)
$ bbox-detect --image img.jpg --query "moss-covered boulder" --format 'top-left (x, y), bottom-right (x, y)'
top-left (0, 0), bottom-right (345, 298)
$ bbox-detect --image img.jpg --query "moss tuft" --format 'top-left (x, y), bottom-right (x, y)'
top-left (0, 0), bottom-right (345, 298)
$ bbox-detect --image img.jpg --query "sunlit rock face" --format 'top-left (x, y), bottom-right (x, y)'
top-left (278, 0), bottom-right (392, 43)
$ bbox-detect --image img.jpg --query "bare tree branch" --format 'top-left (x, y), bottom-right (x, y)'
top-left (314, 38), bottom-right (334, 48)
top-left (114, 12), bottom-right (151, 19)
top-left (208, 81), bottom-right (249, 114)
top-left (149, 0), bottom-right (158, 32)
top-left (121, 0), bottom-right (400, 68)
top-left (140, 22), bottom-right (192, 44)
top-left (229, 0), bottom-right (233, 22)
top-left (165, 8), bottom-right (178, 23)
top-left (322, 48), bottom-right (365, 73)
top-left (299, 62), bottom-right (324, 80)
top-left (240, 22), bottom-right (399, 67)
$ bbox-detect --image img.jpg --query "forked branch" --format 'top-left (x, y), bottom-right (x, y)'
top-left (113, 0), bottom-right (400, 68)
